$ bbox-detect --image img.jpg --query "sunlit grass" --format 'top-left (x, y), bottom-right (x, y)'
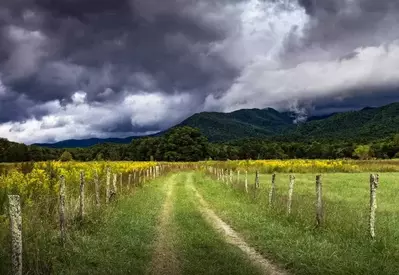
top-left (194, 172), bottom-right (399, 275)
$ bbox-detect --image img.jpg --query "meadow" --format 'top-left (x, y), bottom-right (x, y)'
top-left (1, 159), bottom-right (399, 274)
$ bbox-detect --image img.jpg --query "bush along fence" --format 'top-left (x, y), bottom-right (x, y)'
top-left (4, 164), bottom-right (166, 275)
top-left (206, 166), bottom-right (380, 239)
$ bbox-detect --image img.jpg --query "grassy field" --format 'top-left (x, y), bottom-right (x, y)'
top-left (2, 162), bottom-right (399, 274)
top-left (173, 173), bottom-right (262, 275)
top-left (195, 171), bottom-right (399, 275)
top-left (1, 174), bottom-right (167, 274)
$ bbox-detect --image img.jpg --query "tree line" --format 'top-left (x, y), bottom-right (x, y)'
top-left (1, 126), bottom-right (399, 163)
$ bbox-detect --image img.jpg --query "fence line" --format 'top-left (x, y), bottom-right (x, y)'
top-left (5, 164), bottom-right (167, 273)
top-left (208, 167), bottom-right (379, 237)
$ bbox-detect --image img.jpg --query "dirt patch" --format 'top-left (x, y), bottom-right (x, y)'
top-left (149, 176), bottom-right (180, 275)
top-left (188, 176), bottom-right (289, 275)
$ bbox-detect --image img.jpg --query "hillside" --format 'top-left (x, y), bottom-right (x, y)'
top-left (34, 136), bottom-right (138, 148)
top-left (34, 102), bottom-right (399, 148)
top-left (288, 103), bottom-right (399, 142)
top-left (177, 108), bottom-right (295, 142)
top-left (177, 103), bottom-right (399, 142)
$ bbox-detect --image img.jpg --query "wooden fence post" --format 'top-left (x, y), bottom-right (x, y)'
top-left (128, 174), bottom-right (131, 192)
top-left (79, 170), bottom-right (85, 220)
top-left (59, 176), bottom-right (66, 245)
top-left (112, 173), bottom-right (118, 199)
top-left (8, 195), bottom-right (22, 275)
top-left (133, 171), bottom-right (137, 186)
top-left (255, 170), bottom-right (259, 189)
top-left (269, 173), bottom-right (276, 206)
top-left (94, 170), bottom-right (100, 207)
top-left (119, 173), bottom-right (123, 194)
top-left (316, 175), bottom-right (323, 227)
top-left (105, 168), bottom-right (110, 204)
top-left (230, 169), bottom-right (233, 184)
top-left (237, 170), bottom-right (240, 184)
top-left (370, 174), bottom-right (379, 239)
top-left (245, 170), bottom-right (248, 193)
top-left (287, 175), bottom-right (295, 214)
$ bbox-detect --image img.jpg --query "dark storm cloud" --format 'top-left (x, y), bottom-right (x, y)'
top-left (295, 0), bottom-right (399, 52)
top-left (0, 0), bottom-right (236, 116)
top-left (1, 0), bottom-right (399, 143)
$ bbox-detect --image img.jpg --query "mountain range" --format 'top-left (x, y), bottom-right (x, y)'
top-left (35, 102), bottom-right (399, 148)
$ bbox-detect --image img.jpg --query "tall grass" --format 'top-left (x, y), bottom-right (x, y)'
top-left (195, 172), bottom-right (399, 274)
top-left (0, 161), bottom-right (159, 274)
top-left (202, 159), bottom-right (399, 173)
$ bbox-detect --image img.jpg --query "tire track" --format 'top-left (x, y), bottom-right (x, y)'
top-left (149, 175), bottom-right (180, 275)
top-left (187, 174), bottom-right (289, 275)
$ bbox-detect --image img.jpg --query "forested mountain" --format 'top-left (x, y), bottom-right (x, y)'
top-left (287, 103), bottom-right (399, 142)
top-left (176, 108), bottom-right (294, 142)
top-left (35, 136), bottom-right (138, 149)
top-left (35, 102), bottom-right (399, 148)
top-left (178, 103), bottom-right (399, 142)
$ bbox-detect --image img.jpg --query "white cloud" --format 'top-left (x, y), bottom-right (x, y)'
top-left (0, 90), bottom-right (195, 144)
top-left (71, 91), bottom-right (87, 105)
top-left (205, 41), bottom-right (399, 112)
top-left (0, 77), bottom-right (6, 96)
top-left (124, 92), bottom-right (192, 127)
top-left (209, 0), bottom-right (309, 69)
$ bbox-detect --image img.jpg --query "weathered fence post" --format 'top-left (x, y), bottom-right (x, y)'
top-left (269, 173), bottom-right (276, 206)
top-left (237, 170), bottom-right (240, 184)
top-left (105, 168), bottom-right (110, 204)
top-left (128, 174), bottom-right (132, 192)
top-left (370, 174), bottom-right (379, 239)
top-left (287, 175), bottom-right (295, 214)
top-left (316, 175), bottom-right (323, 227)
top-left (255, 170), bottom-right (260, 189)
top-left (245, 170), bottom-right (248, 193)
top-left (111, 173), bottom-right (118, 200)
top-left (59, 176), bottom-right (66, 245)
top-left (230, 169), bottom-right (233, 184)
top-left (8, 195), bottom-right (22, 275)
top-left (119, 173), bottom-right (123, 194)
top-left (79, 170), bottom-right (85, 220)
top-left (133, 171), bottom-right (137, 186)
top-left (94, 170), bottom-right (100, 207)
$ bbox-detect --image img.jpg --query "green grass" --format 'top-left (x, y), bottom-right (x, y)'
top-left (173, 173), bottom-right (262, 275)
top-left (4, 170), bottom-right (399, 274)
top-left (194, 172), bottom-right (399, 275)
top-left (0, 176), bottom-right (168, 275)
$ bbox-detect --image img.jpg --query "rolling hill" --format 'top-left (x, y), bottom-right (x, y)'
top-left (35, 102), bottom-right (399, 148)
top-left (176, 108), bottom-right (295, 142)
top-left (287, 103), bottom-right (399, 142)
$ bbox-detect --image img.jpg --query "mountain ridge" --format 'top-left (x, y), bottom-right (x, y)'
top-left (33, 102), bottom-right (399, 148)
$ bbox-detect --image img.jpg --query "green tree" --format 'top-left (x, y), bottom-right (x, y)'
top-left (59, 151), bottom-right (73, 162)
top-left (160, 126), bottom-right (209, 161)
top-left (353, 145), bottom-right (371, 160)
top-left (95, 152), bottom-right (104, 161)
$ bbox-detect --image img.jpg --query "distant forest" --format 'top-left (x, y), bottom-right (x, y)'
top-left (1, 126), bottom-right (399, 163)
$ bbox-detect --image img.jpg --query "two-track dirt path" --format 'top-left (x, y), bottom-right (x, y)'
top-left (149, 175), bottom-right (180, 275)
top-left (186, 173), bottom-right (289, 275)
top-left (149, 172), bottom-right (288, 275)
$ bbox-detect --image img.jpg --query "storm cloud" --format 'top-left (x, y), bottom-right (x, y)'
top-left (0, 0), bottom-right (399, 143)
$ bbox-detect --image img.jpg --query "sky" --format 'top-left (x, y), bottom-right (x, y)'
top-left (1, 0), bottom-right (399, 144)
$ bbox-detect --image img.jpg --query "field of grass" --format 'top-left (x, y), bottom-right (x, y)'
top-left (2, 160), bottom-right (399, 274)
top-left (173, 173), bottom-right (261, 275)
top-left (195, 171), bottom-right (399, 274)
top-left (0, 173), bottom-right (167, 274)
